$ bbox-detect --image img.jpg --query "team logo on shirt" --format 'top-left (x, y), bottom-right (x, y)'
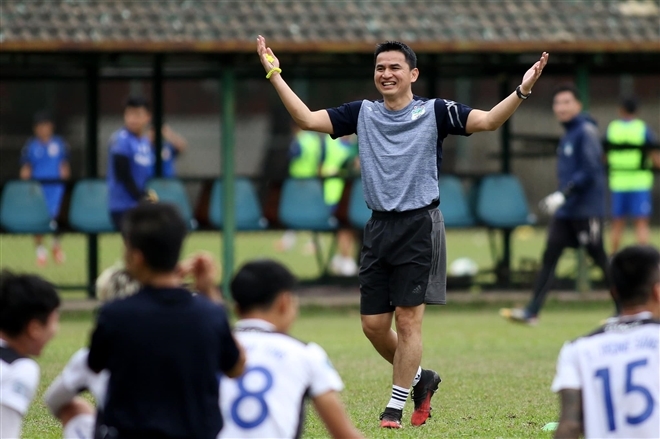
top-left (411, 105), bottom-right (426, 121)
top-left (563, 143), bottom-right (573, 156)
top-left (48, 142), bottom-right (59, 157)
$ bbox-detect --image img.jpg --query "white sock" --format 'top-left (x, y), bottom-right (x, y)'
top-left (412, 367), bottom-right (423, 387)
top-left (36, 245), bottom-right (47, 257)
top-left (386, 385), bottom-right (409, 410)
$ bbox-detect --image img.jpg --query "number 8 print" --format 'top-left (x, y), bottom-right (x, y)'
top-left (230, 366), bottom-right (274, 429)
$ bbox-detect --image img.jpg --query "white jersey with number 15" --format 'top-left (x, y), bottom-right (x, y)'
top-left (552, 312), bottom-right (659, 439)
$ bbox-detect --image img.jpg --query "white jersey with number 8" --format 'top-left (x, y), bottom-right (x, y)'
top-left (219, 319), bottom-right (344, 439)
top-left (552, 312), bottom-right (659, 439)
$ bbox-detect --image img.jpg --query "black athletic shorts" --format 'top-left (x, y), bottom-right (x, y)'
top-left (359, 201), bottom-right (447, 315)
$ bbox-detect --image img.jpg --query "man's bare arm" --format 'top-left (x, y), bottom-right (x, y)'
top-left (313, 391), bottom-right (365, 439)
top-left (650, 150), bottom-right (660, 169)
top-left (554, 389), bottom-right (584, 439)
top-left (224, 342), bottom-right (246, 378)
top-left (466, 52), bottom-right (548, 133)
top-left (162, 125), bottom-right (189, 153)
top-left (257, 35), bottom-right (334, 134)
top-left (60, 162), bottom-right (71, 180)
top-left (20, 164), bottom-right (31, 179)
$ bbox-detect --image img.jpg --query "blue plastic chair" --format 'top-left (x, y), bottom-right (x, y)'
top-left (347, 179), bottom-right (371, 229)
top-left (278, 178), bottom-right (338, 275)
top-left (68, 179), bottom-right (115, 233)
top-left (475, 175), bottom-right (532, 228)
top-left (278, 178), bottom-right (338, 231)
top-left (0, 180), bottom-right (54, 233)
top-left (146, 179), bottom-right (196, 229)
top-left (209, 178), bottom-right (267, 230)
top-left (438, 175), bottom-right (476, 228)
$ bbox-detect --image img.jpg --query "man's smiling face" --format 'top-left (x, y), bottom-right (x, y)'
top-left (374, 50), bottom-right (418, 99)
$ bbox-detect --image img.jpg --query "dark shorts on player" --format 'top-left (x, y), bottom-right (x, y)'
top-left (359, 201), bottom-right (446, 315)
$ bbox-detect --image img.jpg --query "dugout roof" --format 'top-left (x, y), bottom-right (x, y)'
top-left (1, 0), bottom-right (659, 53)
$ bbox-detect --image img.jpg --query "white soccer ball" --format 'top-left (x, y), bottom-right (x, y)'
top-left (449, 257), bottom-right (479, 277)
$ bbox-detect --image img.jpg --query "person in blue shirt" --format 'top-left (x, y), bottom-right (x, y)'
top-left (107, 96), bottom-right (156, 230)
top-left (501, 84), bottom-right (613, 325)
top-left (148, 124), bottom-right (188, 178)
top-left (20, 111), bottom-right (70, 266)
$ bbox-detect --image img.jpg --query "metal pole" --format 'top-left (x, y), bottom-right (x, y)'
top-left (499, 72), bottom-right (512, 286)
top-left (221, 67), bottom-right (236, 299)
top-left (85, 57), bottom-right (99, 298)
top-left (153, 54), bottom-right (164, 177)
top-left (575, 61), bottom-right (591, 293)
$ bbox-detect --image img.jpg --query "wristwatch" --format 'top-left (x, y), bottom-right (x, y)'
top-left (516, 85), bottom-right (531, 100)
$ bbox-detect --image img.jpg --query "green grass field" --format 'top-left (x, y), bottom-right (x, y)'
top-left (20, 303), bottom-right (615, 439)
top-left (2, 226), bottom-right (657, 294)
top-left (1, 227), bottom-right (657, 438)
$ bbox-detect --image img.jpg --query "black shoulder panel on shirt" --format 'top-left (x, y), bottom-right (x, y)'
top-left (576, 318), bottom-right (660, 342)
top-left (0, 345), bottom-right (23, 364)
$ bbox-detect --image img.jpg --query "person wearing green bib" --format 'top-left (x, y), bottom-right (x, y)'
top-left (276, 125), bottom-right (325, 252)
top-left (606, 97), bottom-right (660, 253)
top-left (323, 134), bottom-right (360, 276)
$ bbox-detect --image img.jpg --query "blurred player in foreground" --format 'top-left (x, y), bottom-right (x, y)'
top-left (219, 259), bottom-right (364, 439)
top-left (552, 245), bottom-right (659, 438)
top-left (258, 34), bottom-right (548, 427)
top-left (20, 111), bottom-right (71, 266)
top-left (501, 84), bottom-right (611, 325)
top-left (606, 97), bottom-right (660, 253)
top-left (0, 271), bottom-right (60, 439)
top-left (88, 203), bottom-right (245, 439)
top-left (43, 264), bottom-right (139, 439)
top-left (44, 253), bottom-right (222, 439)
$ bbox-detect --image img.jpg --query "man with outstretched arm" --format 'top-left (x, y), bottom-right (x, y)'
top-left (257, 34), bottom-right (548, 428)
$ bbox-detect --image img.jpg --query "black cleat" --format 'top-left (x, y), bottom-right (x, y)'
top-left (411, 369), bottom-right (441, 426)
top-left (379, 407), bottom-right (403, 429)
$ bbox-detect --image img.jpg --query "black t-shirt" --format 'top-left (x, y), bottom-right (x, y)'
top-left (88, 286), bottom-right (240, 439)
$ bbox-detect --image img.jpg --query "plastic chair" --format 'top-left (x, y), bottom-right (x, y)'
top-left (146, 179), bottom-right (197, 229)
top-left (347, 178), bottom-right (371, 229)
top-left (0, 180), bottom-right (54, 233)
top-left (68, 179), bottom-right (115, 233)
top-left (278, 178), bottom-right (338, 275)
top-left (475, 174), bottom-right (534, 282)
top-left (475, 174), bottom-right (532, 228)
top-left (278, 178), bottom-right (338, 231)
top-left (438, 175), bottom-right (476, 228)
top-left (208, 178), bottom-right (267, 230)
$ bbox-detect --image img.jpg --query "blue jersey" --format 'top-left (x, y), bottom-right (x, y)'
top-left (20, 136), bottom-right (68, 218)
top-left (154, 142), bottom-right (178, 178)
top-left (107, 128), bottom-right (154, 212)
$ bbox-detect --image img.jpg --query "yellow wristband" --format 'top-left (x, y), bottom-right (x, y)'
top-left (266, 67), bottom-right (282, 79)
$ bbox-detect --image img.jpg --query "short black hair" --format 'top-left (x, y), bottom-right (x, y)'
top-left (0, 271), bottom-right (60, 337)
top-left (122, 203), bottom-right (187, 272)
top-left (125, 95), bottom-right (150, 111)
top-left (552, 83), bottom-right (581, 102)
top-left (231, 260), bottom-right (296, 313)
top-left (610, 245), bottom-right (660, 307)
top-left (374, 41), bottom-right (417, 69)
top-left (620, 96), bottom-right (639, 114)
top-left (33, 110), bottom-right (53, 125)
